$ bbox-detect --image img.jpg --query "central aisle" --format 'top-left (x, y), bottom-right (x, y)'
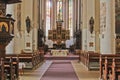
top-left (40, 61), bottom-right (79, 80)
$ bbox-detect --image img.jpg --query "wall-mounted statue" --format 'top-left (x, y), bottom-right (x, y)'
top-left (89, 16), bottom-right (94, 34)
top-left (2, 24), bottom-right (6, 32)
top-left (25, 16), bottom-right (31, 33)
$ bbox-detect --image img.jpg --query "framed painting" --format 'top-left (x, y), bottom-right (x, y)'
top-left (53, 34), bottom-right (57, 40)
top-left (57, 27), bottom-right (61, 34)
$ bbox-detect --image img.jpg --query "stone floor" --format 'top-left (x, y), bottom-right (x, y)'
top-left (19, 60), bottom-right (99, 80)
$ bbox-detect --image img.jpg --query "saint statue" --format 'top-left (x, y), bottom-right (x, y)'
top-left (25, 16), bottom-right (31, 33)
top-left (2, 24), bottom-right (6, 32)
top-left (89, 16), bottom-right (94, 34)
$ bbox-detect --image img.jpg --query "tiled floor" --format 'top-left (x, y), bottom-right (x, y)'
top-left (19, 60), bottom-right (99, 80)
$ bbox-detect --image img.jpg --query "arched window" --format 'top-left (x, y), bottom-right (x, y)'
top-left (45, 0), bottom-right (73, 37)
top-left (46, 0), bottom-right (51, 37)
top-left (69, 0), bottom-right (73, 36)
top-left (57, 0), bottom-right (63, 20)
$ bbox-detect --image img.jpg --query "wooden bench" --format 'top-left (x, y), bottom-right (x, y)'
top-left (0, 51), bottom-right (44, 80)
top-left (6, 52), bottom-right (44, 69)
top-left (5, 56), bottom-right (19, 79)
top-left (99, 54), bottom-right (120, 80)
top-left (86, 52), bottom-right (100, 70)
top-left (80, 51), bottom-right (100, 70)
top-left (0, 58), bottom-right (5, 80)
top-left (108, 58), bottom-right (120, 80)
top-left (0, 57), bottom-right (19, 80)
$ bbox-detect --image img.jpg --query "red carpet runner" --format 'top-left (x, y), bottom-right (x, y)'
top-left (40, 61), bottom-right (79, 80)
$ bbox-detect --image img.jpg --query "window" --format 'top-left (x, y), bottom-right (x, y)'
top-left (46, 0), bottom-right (51, 37)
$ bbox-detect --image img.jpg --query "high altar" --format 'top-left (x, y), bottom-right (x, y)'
top-left (51, 49), bottom-right (69, 56)
top-left (48, 19), bottom-right (70, 56)
top-left (48, 20), bottom-right (70, 49)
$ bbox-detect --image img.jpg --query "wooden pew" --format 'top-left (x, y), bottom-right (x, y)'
top-left (99, 54), bottom-right (120, 80)
top-left (0, 57), bottom-right (17, 80)
top-left (86, 51), bottom-right (100, 70)
top-left (80, 51), bottom-right (100, 70)
top-left (0, 58), bottom-right (15, 80)
top-left (18, 54), bottom-right (35, 69)
top-left (6, 52), bottom-right (44, 69)
top-left (0, 51), bottom-right (44, 80)
top-left (5, 56), bottom-right (19, 79)
top-left (0, 58), bottom-right (5, 80)
top-left (109, 58), bottom-right (120, 80)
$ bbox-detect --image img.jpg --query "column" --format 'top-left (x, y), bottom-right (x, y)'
top-left (32, 0), bottom-right (39, 51)
top-left (23, 0), bottom-right (34, 53)
top-left (81, 0), bottom-right (87, 50)
top-left (63, 0), bottom-right (66, 29)
top-left (66, 0), bottom-right (69, 29)
top-left (73, 0), bottom-right (77, 34)
top-left (111, 0), bottom-right (115, 54)
top-left (50, 0), bottom-right (55, 29)
top-left (100, 0), bottom-right (115, 54)
top-left (95, 0), bottom-right (100, 52)
top-left (54, 0), bottom-right (57, 29)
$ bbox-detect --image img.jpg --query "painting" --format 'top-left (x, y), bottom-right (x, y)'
top-left (66, 36), bottom-right (70, 40)
top-left (89, 42), bottom-right (94, 47)
top-left (53, 34), bottom-right (56, 40)
top-left (57, 27), bottom-right (61, 34)
top-left (48, 30), bottom-right (52, 34)
top-left (62, 33), bottom-right (65, 40)
top-left (0, 22), bottom-right (8, 32)
top-left (48, 36), bottom-right (52, 40)
top-left (26, 42), bottom-right (30, 47)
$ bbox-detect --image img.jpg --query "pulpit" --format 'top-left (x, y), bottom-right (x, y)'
top-left (0, 1), bottom-right (21, 80)
top-left (0, 15), bottom-right (15, 58)
top-left (0, 0), bottom-right (21, 59)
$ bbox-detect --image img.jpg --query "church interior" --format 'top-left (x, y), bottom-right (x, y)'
top-left (0, 0), bottom-right (120, 80)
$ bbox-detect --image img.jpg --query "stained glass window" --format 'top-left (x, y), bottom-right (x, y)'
top-left (46, 0), bottom-right (51, 37)
top-left (69, 0), bottom-right (73, 36)
top-left (57, 0), bottom-right (63, 20)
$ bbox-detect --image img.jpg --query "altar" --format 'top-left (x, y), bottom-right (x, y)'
top-left (51, 49), bottom-right (69, 56)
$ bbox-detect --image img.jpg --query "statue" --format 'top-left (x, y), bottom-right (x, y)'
top-left (25, 16), bottom-right (31, 33)
top-left (2, 24), bottom-right (6, 32)
top-left (89, 16), bottom-right (94, 34)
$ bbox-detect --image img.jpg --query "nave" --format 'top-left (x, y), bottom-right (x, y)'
top-left (0, 0), bottom-right (120, 80)
top-left (19, 60), bottom-right (99, 80)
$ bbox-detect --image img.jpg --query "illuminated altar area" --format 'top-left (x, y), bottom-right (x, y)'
top-left (48, 20), bottom-right (70, 49)
top-left (51, 49), bottom-right (68, 56)
top-left (48, 19), bottom-right (70, 56)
